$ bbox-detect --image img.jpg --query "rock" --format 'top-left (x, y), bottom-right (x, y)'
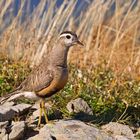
top-left (0, 121), bottom-right (8, 140)
top-left (31, 103), bottom-right (39, 110)
top-left (1, 134), bottom-right (8, 140)
top-left (28, 120), bottom-right (114, 140)
top-left (0, 121), bottom-right (11, 140)
top-left (66, 98), bottom-right (93, 115)
top-left (0, 106), bottom-right (15, 122)
top-left (135, 127), bottom-right (140, 138)
top-left (0, 103), bottom-right (31, 122)
top-left (2, 102), bottom-right (15, 107)
top-left (30, 109), bottom-right (40, 122)
top-left (0, 121), bottom-right (26, 140)
top-left (11, 103), bottom-right (31, 114)
top-left (101, 122), bottom-right (135, 140)
top-left (0, 121), bottom-right (9, 129)
top-left (114, 135), bottom-right (130, 140)
top-left (9, 121), bottom-right (26, 140)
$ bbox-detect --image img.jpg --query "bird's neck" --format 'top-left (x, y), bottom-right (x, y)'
top-left (49, 42), bottom-right (70, 68)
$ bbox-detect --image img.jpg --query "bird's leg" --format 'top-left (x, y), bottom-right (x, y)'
top-left (38, 101), bottom-right (43, 127)
top-left (42, 100), bottom-right (49, 124)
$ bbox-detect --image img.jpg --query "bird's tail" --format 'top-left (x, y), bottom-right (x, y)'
top-left (0, 90), bottom-right (24, 105)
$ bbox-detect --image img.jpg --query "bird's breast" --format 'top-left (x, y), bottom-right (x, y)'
top-left (37, 68), bottom-right (68, 98)
top-left (54, 68), bottom-right (68, 89)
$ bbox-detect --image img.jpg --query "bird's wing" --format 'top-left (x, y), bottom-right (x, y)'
top-left (21, 66), bottom-right (54, 92)
top-left (0, 67), bottom-right (54, 104)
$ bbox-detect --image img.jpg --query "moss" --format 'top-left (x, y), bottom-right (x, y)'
top-left (0, 59), bottom-right (30, 96)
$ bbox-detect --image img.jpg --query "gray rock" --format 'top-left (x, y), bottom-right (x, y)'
top-left (1, 134), bottom-right (8, 140)
top-left (9, 121), bottom-right (26, 140)
top-left (11, 103), bottom-right (31, 113)
top-left (0, 128), bottom-right (7, 140)
top-left (28, 120), bottom-right (114, 140)
top-left (114, 135), bottom-right (130, 140)
top-left (101, 122), bottom-right (135, 140)
top-left (0, 121), bottom-right (9, 140)
top-left (0, 106), bottom-right (15, 122)
top-left (31, 103), bottom-right (39, 110)
top-left (66, 98), bottom-right (93, 115)
top-left (29, 109), bottom-right (40, 123)
top-left (0, 103), bottom-right (31, 122)
top-left (2, 102), bottom-right (15, 107)
top-left (0, 121), bottom-right (9, 129)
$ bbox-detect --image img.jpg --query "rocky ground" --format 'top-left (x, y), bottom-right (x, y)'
top-left (0, 98), bottom-right (139, 140)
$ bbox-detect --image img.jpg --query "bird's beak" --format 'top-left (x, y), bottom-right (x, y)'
top-left (77, 40), bottom-right (84, 47)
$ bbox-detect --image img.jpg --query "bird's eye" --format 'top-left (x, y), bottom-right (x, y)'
top-left (66, 35), bottom-right (71, 39)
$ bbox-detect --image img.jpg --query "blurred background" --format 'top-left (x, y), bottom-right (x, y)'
top-left (0, 0), bottom-right (140, 129)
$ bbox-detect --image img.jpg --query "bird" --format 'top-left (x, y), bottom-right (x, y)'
top-left (0, 31), bottom-right (84, 126)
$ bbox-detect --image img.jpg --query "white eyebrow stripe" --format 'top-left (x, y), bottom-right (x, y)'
top-left (60, 33), bottom-right (72, 38)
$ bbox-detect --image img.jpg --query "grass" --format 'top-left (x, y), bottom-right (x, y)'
top-left (0, 0), bottom-right (140, 135)
top-left (0, 58), bottom-right (30, 98)
top-left (0, 59), bottom-right (139, 127)
top-left (51, 64), bottom-right (140, 125)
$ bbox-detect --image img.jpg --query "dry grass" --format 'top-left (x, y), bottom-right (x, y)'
top-left (0, 0), bottom-right (140, 79)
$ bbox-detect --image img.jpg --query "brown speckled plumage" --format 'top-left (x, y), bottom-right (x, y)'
top-left (17, 38), bottom-right (69, 98)
top-left (0, 31), bottom-right (83, 104)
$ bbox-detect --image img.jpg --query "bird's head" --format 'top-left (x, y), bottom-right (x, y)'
top-left (59, 31), bottom-right (84, 47)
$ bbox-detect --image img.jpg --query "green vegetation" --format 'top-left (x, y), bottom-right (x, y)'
top-left (52, 65), bottom-right (140, 125)
top-left (0, 59), bottom-right (139, 126)
top-left (0, 59), bottom-right (30, 96)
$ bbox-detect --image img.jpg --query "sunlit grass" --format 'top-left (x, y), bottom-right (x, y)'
top-left (0, 58), bottom-right (30, 96)
top-left (0, 60), bottom-right (139, 126)
top-left (51, 64), bottom-right (140, 124)
top-left (0, 0), bottom-right (140, 131)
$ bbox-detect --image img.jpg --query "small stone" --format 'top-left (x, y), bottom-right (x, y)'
top-left (29, 109), bottom-right (44, 124)
top-left (9, 121), bottom-right (26, 140)
top-left (101, 122), bottom-right (135, 140)
top-left (0, 121), bottom-right (11, 140)
top-left (11, 103), bottom-right (31, 113)
top-left (0, 128), bottom-right (7, 140)
top-left (3, 102), bottom-right (15, 107)
top-left (31, 103), bottom-right (39, 110)
top-left (31, 109), bottom-right (40, 120)
top-left (0, 121), bottom-right (9, 129)
top-left (66, 98), bottom-right (93, 115)
top-left (1, 134), bottom-right (8, 140)
top-left (0, 106), bottom-right (15, 122)
top-left (114, 135), bottom-right (130, 140)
